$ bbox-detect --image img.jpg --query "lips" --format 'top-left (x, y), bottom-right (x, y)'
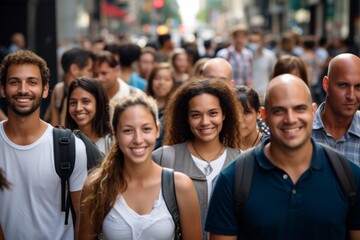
top-left (283, 127), bottom-right (301, 133)
top-left (343, 103), bottom-right (357, 109)
top-left (131, 147), bottom-right (146, 155)
top-left (199, 128), bottom-right (214, 133)
top-left (73, 112), bottom-right (88, 120)
top-left (15, 97), bottom-right (32, 104)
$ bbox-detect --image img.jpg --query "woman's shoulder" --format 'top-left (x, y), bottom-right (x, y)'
top-left (173, 171), bottom-right (194, 193)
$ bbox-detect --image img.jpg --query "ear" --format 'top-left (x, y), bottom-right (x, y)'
top-left (256, 111), bottom-right (261, 120)
top-left (42, 83), bottom-right (49, 99)
top-left (156, 123), bottom-right (160, 138)
top-left (311, 102), bottom-right (317, 116)
top-left (69, 63), bottom-right (79, 76)
top-left (322, 76), bottom-right (329, 94)
top-left (230, 79), bottom-right (235, 89)
top-left (260, 106), bottom-right (266, 122)
top-left (115, 65), bottom-right (121, 76)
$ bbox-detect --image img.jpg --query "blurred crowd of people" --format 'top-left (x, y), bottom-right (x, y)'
top-left (1, 24), bottom-right (360, 240)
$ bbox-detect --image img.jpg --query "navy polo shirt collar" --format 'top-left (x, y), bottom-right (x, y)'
top-left (254, 137), bottom-right (323, 171)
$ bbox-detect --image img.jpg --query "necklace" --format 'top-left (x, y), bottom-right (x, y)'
top-left (191, 142), bottom-right (224, 176)
top-left (251, 131), bottom-right (260, 147)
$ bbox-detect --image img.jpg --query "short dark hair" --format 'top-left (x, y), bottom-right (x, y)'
top-left (158, 33), bottom-right (171, 47)
top-left (95, 50), bottom-right (118, 68)
top-left (61, 47), bottom-right (94, 73)
top-left (204, 40), bottom-right (212, 49)
top-left (118, 43), bottom-right (141, 67)
top-left (104, 43), bottom-right (121, 55)
top-left (235, 86), bottom-right (261, 113)
top-left (66, 77), bottom-right (111, 137)
top-left (0, 50), bottom-right (50, 87)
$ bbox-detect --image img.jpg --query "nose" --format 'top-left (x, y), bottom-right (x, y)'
top-left (75, 102), bottom-right (83, 111)
top-left (18, 81), bottom-right (28, 94)
top-left (346, 87), bottom-right (355, 100)
top-left (132, 130), bottom-right (143, 144)
top-left (284, 110), bottom-right (296, 124)
top-left (200, 115), bottom-right (210, 125)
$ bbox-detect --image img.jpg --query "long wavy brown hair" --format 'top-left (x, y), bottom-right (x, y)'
top-left (163, 78), bottom-right (243, 148)
top-left (81, 94), bottom-right (159, 234)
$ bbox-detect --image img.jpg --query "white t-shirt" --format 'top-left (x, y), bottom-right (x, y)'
top-left (192, 149), bottom-right (227, 201)
top-left (0, 122), bottom-right (88, 240)
top-left (110, 78), bottom-right (143, 102)
top-left (102, 189), bottom-right (175, 240)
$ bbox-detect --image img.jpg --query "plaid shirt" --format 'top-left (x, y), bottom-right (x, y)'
top-left (216, 45), bottom-right (253, 87)
top-left (312, 102), bottom-right (360, 166)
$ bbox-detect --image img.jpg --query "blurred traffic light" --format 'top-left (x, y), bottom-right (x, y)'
top-left (153, 0), bottom-right (164, 9)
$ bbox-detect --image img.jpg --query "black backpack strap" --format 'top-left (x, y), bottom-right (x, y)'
top-left (321, 144), bottom-right (357, 207)
top-left (162, 168), bottom-right (182, 240)
top-left (73, 130), bottom-right (104, 170)
top-left (233, 148), bottom-right (256, 223)
top-left (53, 127), bottom-right (76, 225)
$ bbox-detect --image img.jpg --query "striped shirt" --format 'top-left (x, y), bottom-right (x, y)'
top-left (216, 45), bottom-right (253, 87)
top-left (312, 102), bottom-right (360, 166)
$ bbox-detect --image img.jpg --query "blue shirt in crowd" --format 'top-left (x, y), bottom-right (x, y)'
top-left (312, 102), bottom-right (360, 166)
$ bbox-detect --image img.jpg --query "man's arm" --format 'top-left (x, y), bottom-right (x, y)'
top-left (71, 190), bottom-right (82, 240)
top-left (349, 230), bottom-right (360, 240)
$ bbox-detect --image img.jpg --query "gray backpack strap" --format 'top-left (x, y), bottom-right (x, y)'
top-left (160, 146), bottom-right (176, 169)
top-left (233, 148), bottom-right (256, 222)
top-left (162, 168), bottom-right (182, 240)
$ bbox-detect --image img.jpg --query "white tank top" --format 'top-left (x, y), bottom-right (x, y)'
top-left (102, 189), bottom-right (175, 240)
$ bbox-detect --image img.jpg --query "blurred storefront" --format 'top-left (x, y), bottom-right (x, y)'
top-left (243, 0), bottom-right (360, 54)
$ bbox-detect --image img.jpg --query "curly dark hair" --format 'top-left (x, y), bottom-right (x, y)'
top-left (163, 78), bottom-right (242, 148)
top-left (0, 50), bottom-right (50, 87)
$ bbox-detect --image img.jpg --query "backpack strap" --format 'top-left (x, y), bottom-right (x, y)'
top-left (53, 127), bottom-right (75, 225)
top-left (73, 130), bottom-right (104, 170)
top-left (162, 168), bottom-right (182, 240)
top-left (321, 144), bottom-right (357, 207)
top-left (233, 148), bottom-right (256, 223)
top-left (160, 146), bottom-right (176, 169)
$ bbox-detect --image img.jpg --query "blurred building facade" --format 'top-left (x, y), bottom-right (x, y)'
top-left (200, 0), bottom-right (359, 54)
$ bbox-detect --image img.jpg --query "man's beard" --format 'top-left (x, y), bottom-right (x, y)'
top-left (5, 93), bottom-right (42, 116)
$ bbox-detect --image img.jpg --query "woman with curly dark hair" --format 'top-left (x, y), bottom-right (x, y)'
top-left (152, 78), bottom-right (242, 238)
